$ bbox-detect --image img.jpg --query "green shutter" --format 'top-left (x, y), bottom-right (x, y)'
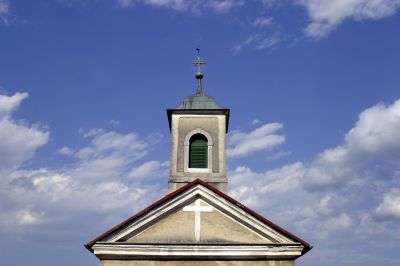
top-left (189, 139), bottom-right (208, 168)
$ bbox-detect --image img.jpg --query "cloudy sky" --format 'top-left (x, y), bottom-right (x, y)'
top-left (1, 0), bottom-right (400, 265)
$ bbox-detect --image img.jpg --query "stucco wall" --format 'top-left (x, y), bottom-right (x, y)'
top-left (169, 182), bottom-right (227, 192)
top-left (126, 200), bottom-right (269, 244)
top-left (168, 114), bottom-right (227, 193)
top-left (177, 117), bottom-right (219, 173)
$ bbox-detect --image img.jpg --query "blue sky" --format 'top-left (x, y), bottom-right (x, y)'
top-left (1, 0), bottom-right (400, 265)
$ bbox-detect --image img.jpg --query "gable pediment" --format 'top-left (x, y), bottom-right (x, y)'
top-left (125, 198), bottom-right (269, 244)
top-left (87, 180), bottom-right (311, 260)
top-left (100, 184), bottom-right (295, 245)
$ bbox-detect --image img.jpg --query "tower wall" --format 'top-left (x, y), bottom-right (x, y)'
top-left (168, 113), bottom-right (227, 192)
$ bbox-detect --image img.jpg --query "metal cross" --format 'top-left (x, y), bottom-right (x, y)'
top-left (192, 48), bottom-right (207, 95)
top-left (193, 48), bottom-right (207, 75)
top-left (183, 199), bottom-right (213, 242)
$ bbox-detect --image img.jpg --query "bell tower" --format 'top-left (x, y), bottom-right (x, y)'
top-left (167, 50), bottom-right (230, 192)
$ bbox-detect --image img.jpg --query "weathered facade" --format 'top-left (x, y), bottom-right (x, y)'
top-left (167, 94), bottom-right (229, 192)
top-left (85, 52), bottom-right (312, 265)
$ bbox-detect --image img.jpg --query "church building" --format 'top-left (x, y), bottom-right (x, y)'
top-left (85, 51), bottom-right (312, 266)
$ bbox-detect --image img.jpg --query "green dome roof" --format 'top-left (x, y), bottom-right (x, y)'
top-left (174, 94), bottom-right (225, 110)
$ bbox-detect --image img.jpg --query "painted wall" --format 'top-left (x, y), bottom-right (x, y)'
top-left (168, 114), bottom-right (227, 192)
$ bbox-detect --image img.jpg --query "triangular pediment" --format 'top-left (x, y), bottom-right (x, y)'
top-left (98, 182), bottom-right (297, 245)
top-left (125, 198), bottom-right (268, 244)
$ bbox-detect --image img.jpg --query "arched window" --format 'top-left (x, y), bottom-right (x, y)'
top-left (183, 128), bottom-right (213, 173)
top-left (189, 134), bottom-right (208, 168)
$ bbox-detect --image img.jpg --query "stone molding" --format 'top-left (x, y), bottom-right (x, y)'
top-left (92, 243), bottom-right (304, 260)
top-left (184, 128), bottom-right (213, 174)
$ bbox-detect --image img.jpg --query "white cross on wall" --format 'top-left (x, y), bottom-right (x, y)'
top-left (183, 199), bottom-right (213, 242)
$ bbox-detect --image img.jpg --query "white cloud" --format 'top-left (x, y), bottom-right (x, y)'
top-left (304, 99), bottom-right (400, 190)
top-left (373, 188), bottom-right (400, 220)
top-left (0, 0), bottom-right (11, 24)
top-left (299, 0), bottom-right (400, 39)
top-left (1, 124), bottom-right (166, 237)
top-left (0, 93), bottom-right (49, 171)
top-left (50, 0), bottom-right (400, 51)
top-left (206, 0), bottom-right (244, 13)
top-left (231, 33), bottom-right (281, 54)
top-left (228, 99), bottom-right (400, 263)
top-left (229, 162), bottom-right (308, 211)
top-left (229, 160), bottom-right (372, 241)
top-left (109, 119), bottom-right (120, 127)
top-left (65, 129), bottom-right (163, 182)
top-left (0, 92), bottom-right (166, 239)
top-left (117, 0), bottom-right (243, 13)
top-left (228, 162), bottom-right (347, 241)
top-left (0, 209), bottom-right (45, 230)
top-left (56, 0), bottom-right (94, 7)
top-left (256, 34), bottom-right (281, 49)
top-left (325, 213), bottom-right (353, 230)
top-left (127, 160), bottom-right (169, 180)
top-left (0, 121), bottom-right (48, 170)
top-left (57, 146), bottom-right (74, 155)
top-left (231, 33), bottom-right (262, 54)
top-left (303, 146), bottom-right (353, 190)
top-left (117, 0), bottom-right (136, 8)
top-left (18, 210), bottom-right (45, 225)
top-left (266, 150), bottom-right (291, 161)
top-left (231, 162), bottom-right (305, 193)
top-left (0, 92), bottom-right (28, 119)
top-left (252, 16), bottom-right (273, 28)
top-left (260, 0), bottom-right (278, 8)
top-left (227, 122), bottom-right (285, 158)
top-left (1, 165), bottom-right (163, 238)
top-left (345, 100), bottom-right (400, 159)
top-left (140, 0), bottom-right (188, 11)
top-left (76, 128), bottom-right (153, 160)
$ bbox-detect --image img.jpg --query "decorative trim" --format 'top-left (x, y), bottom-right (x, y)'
top-left (184, 128), bottom-right (213, 173)
top-left (184, 128), bottom-right (214, 146)
top-left (93, 243), bottom-right (303, 260)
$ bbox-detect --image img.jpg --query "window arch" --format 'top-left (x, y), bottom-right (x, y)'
top-left (184, 128), bottom-right (213, 173)
top-left (189, 134), bottom-right (208, 168)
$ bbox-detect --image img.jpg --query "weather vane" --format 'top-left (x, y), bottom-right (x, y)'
top-left (193, 48), bottom-right (207, 95)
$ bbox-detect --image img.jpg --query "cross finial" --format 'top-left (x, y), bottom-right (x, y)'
top-left (192, 48), bottom-right (207, 95)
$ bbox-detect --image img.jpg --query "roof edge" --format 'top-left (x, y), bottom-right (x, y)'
top-left (85, 179), bottom-right (205, 252)
top-left (85, 179), bottom-right (312, 253)
top-left (192, 179), bottom-right (313, 251)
